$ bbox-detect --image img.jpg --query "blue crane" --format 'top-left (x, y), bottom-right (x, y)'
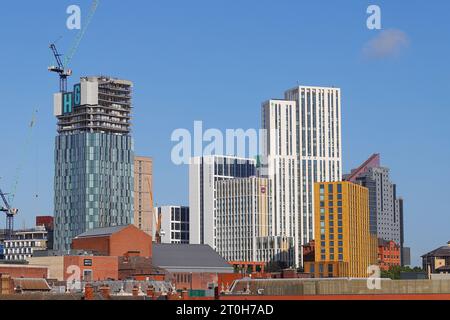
top-left (48, 0), bottom-right (99, 92)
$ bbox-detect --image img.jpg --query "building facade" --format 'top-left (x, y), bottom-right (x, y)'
top-left (260, 86), bottom-right (342, 267)
top-left (215, 176), bottom-right (292, 265)
top-left (53, 76), bottom-right (135, 251)
top-left (71, 225), bottom-right (152, 258)
top-left (154, 206), bottom-right (189, 244)
top-left (134, 156), bottom-right (153, 236)
top-left (304, 182), bottom-right (377, 278)
top-left (345, 154), bottom-right (405, 261)
top-left (422, 242), bottom-right (450, 275)
top-left (261, 99), bottom-right (298, 266)
top-left (189, 155), bottom-right (256, 249)
top-left (378, 239), bottom-right (401, 271)
top-left (3, 226), bottom-right (48, 261)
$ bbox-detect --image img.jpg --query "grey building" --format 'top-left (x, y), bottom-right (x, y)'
top-left (152, 243), bottom-right (234, 274)
top-left (345, 154), bottom-right (406, 263)
top-left (53, 76), bottom-right (134, 251)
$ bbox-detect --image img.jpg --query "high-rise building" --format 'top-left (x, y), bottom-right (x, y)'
top-left (261, 99), bottom-right (298, 265)
top-left (154, 206), bottom-right (189, 244)
top-left (304, 182), bottom-right (377, 278)
top-left (134, 156), bottom-right (153, 236)
top-left (53, 76), bottom-right (134, 251)
top-left (345, 154), bottom-right (405, 261)
top-left (215, 176), bottom-right (293, 265)
top-left (261, 86), bottom-right (342, 267)
top-left (189, 155), bottom-right (256, 249)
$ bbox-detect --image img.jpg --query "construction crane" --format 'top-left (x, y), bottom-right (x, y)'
top-left (147, 177), bottom-right (163, 243)
top-left (48, 0), bottom-right (99, 92)
top-left (0, 110), bottom-right (37, 240)
top-left (0, 187), bottom-right (18, 240)
top-left (48, 43), bottom-right (72, 92)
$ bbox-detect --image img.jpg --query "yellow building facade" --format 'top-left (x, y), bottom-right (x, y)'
top-left (304, 181), bottom-right (377, 278)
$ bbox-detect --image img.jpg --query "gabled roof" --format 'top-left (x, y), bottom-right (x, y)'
top-left (421, 244), bottom-right (450, 258)
top-left (152, 244), bottom-right (233, 273)
top-left (74, 225), bottom-right (130, 238)
top-left (13, 278), bottom-right (51, 291)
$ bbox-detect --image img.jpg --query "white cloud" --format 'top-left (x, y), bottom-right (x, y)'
top-left (363, 29), bottom-right (409, 59)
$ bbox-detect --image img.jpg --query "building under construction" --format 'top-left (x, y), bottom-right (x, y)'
top-left (53, 76), bottom-right (135, 251)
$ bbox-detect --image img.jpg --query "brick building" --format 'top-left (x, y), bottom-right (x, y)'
top-left (28, 254), bottom-right (118, 281)
top-left (118, 256), bottom-right (167, 281)
top-left (71, 225), bottom-right (152, 258)
top-left (0, 264), bottom-right (48, 279)
top-left (152, 243), bottom-right (233, 290)
top-left (378, 239), bottom-right (401, 271)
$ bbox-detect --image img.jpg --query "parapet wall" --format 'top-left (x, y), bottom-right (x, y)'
top-left (231, 278), bottom-right (450, 296)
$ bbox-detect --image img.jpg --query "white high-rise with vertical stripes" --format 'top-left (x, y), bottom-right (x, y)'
top-left (262, 86), bottom-right (342, 267)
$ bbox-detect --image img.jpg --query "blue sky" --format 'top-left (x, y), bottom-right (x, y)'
top-left (0, 1), bottom-right (449, 265)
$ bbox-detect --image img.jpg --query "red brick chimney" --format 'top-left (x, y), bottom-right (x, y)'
top-left (99, 285), bottom-right (111, 299)
top-left (132, 285), bottom-right (139, 297)
top-left (84, 284), bottom-right (94, 300)
top-left (146, 286), bottom-right (155, 299)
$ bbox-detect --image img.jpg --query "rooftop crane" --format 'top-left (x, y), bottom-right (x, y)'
top-left (48, 0), bottom-right (99, 92)
top-left (0, 187), bottom-right (18, 240)
top-left (48, 43), bottom-right (72, 92)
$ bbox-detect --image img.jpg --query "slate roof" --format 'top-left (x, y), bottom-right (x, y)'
top-left (13, 278), bottom-right (51, 291)
top-left (421, 243), bottom-right (450, 258)
top-left (74, 225), bottom-right (129, 238)
top-left (152, 244), bottom-right (233, 273)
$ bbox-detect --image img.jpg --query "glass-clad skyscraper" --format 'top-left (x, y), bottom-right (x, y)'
top-left (53, 76), bottom-right (134, 251)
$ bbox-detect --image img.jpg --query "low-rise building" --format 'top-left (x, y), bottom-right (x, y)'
top-left (27, 253), bottom-right (118, 282)
top-left (378, 239), bottom-right (401, 271)
top-left (152, 243), bottom-right (233, 290)
top-left (0, 263), bottom-right (49, 279)
top-left (71, 224), bottom-right (152, 258)
top-left (3, 226), bottom-right (48, 261)
top-left (36, 216), bottom-right (54, 250)
top-left (422, 241), bottom-right (450, 275)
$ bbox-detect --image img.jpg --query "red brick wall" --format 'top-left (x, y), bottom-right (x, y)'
top-left (378, 241), bottom-right (401, 271)
top-left (0, 266), bottom-right (48, 279)
top-left (71, 225), bottom-right (152, 258)
top-left (63, 256), bottom-right (118, 281)
top-left (172, 272), bottom-right (217, 291)
top-left (110, 225), bottom-right (152, 257)
top-left (71, 236), bottom-right (110, 255)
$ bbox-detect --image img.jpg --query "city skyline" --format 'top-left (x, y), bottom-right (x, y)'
top-left (0, 1), bottom-right (449, 266)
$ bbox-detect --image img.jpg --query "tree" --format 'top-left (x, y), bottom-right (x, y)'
top-left (381, 266), bottom-right (424, 280)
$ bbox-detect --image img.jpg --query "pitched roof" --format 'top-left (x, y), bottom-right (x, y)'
top-left (13, 278), bottom-right (51, 291)
top-left (74, 225), bottom-right (130, 238)
top-left (152, 244), bottom-right (233, 273)
top-left (421, 244), bottom-right (450, 258)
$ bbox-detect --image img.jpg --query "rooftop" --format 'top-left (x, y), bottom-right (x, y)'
top-left (152, 244), bottom-right (233, 273)
top-left (421, 242), bottom-right (450, 258)
top-left (74, 225), bottom-right (129, 239)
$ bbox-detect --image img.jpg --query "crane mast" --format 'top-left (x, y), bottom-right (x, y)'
top-left (48, 43), bottom-right (72, 93)
top-left (0, 187), bottom-right (18, 240)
